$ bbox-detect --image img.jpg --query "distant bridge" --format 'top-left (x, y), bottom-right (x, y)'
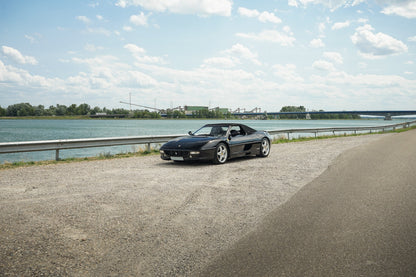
top-left (232, 110), bottom-right (416, 120)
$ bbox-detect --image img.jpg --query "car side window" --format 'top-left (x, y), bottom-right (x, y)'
top-left (229, 126), bottom-right (244, 136)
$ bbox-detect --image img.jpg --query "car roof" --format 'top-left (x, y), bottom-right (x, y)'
top-left (204, 123), bottom-right (257, 133)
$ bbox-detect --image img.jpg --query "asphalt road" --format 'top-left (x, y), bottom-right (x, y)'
top-left (199, 129), bottom-right (416, 277)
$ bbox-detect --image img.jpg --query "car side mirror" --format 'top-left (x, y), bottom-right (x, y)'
top-left (188, 131), bottom-right (193, 136)
top-left (228, 134), bottom-right (232, 140)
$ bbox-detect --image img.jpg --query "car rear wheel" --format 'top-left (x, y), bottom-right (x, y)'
top-left (258, 138), bottom-right (270, 157)
top-left (214, 143), bottom-right (228, 164)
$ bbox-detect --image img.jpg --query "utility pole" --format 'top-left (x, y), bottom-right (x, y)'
top-left (129, 92), bottom-right (132, 112)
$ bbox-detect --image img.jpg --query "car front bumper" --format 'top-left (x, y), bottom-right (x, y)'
top-left (160, 148), bottom-right (215, 162)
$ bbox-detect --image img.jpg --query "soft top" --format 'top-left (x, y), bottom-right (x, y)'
top-left (204, 123), bottom-right (257, 134)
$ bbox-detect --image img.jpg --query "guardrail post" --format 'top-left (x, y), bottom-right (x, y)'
top-left (55, 149), bottom-right (60, 161)
top-left (146, 143), bottom-right (151, 152)
top-left (287, 132), bottom-right (290, 140)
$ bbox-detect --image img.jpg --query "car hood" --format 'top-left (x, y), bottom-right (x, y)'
top-left (161, 136), bottom-right (218, 150)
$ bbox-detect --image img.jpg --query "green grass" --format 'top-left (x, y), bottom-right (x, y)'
top-left (0, 148), bottom-right (159, 170)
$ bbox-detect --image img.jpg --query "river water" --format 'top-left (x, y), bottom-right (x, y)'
top-left (0, 118), bottom-right (410, 163)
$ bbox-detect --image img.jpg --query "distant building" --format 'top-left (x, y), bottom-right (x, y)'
top-left (211, 107), bottom-right (229, 114)
top-left (184, 105), bottom-right (209, 115)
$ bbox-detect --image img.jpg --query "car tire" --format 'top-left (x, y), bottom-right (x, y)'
top-left (214, 143), bottom-right (228, 164)
top-left (258, 138), bottom-right (270, 157)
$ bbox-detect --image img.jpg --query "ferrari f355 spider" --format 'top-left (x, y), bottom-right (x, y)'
top-left (160, 123), bottom-right (271, 164)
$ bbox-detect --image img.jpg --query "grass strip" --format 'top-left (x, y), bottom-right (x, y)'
top-left (0, 149), bottom-right (159, 170)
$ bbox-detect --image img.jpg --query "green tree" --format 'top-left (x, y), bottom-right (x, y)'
top-left (91, 106), bottom-right (102, 115)
top-left (55, 104), bottom-right (67, 116)
top-left (34, 105), bottom-right (45, 116)
top-left (46, 105), bottom-right (57, 116)
top-left (76, 103), bottom-right (91, 115)
top-left (66, 104), bottom-right (77, 115)
top-left (279, 106), bottom-right (306, 119)
top-left (6, 103), bottom-right (34, 116)
top-left (0, 106), bottom-right (6, 116)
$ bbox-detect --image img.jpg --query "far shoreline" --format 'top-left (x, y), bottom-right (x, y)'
top-left (0, 116), bottom-right (392, 121)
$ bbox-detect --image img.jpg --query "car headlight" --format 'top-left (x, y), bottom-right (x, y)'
top-left (160, 150), bottom-right (164, 154)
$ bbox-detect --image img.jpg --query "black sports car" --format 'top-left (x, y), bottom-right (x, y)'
top-left (160, 123), bottom-right (271, 164)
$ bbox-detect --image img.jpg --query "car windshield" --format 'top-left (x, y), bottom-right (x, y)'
top-left (193, 125), bottom-right (228, 137)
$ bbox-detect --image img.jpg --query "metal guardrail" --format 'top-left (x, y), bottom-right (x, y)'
top-left (267, 120), bottom-right (416, 139)
top-left (0, 134), bottom-right (182, 161)
top-left (0, 120), bottom-right (415, 161)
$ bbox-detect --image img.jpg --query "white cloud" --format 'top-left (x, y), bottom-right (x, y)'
top-left (130, 12), bottom-right (149, 26)
top-left (381, 1), bottom-right (416, 19)
top-left (26, 33), bottom-right (42, 44)
top-left (258, 11), bottom-right (282, 24)
top-left (351, 24), bottom-right (408, 58)
top-left (76, 15), bottom-right (91, 24)
top-left (283, 26), bottom-right (292, 34)
top-left (84, 43), bottom-right (104, 52)
top-left (289, 0), bottom-right (416, 18)
top-left (310, 38), bottom-right (325, 48)
top-left (124, 43), bottom-right (166, 64)
top-left (115, 0), bottom-right (232, 16)
top-left (273, 64), bottom-right (304, 82)
top-left (238, 7), bottom-right (282, 24)
top-left (25, 35), bottom-right (36, 44)
top-left (237, 30), bottom-right (295, 46)
top-left (289, 0), bottom-right (365, 11)
top-left (238, 7), bottom-right (259, 17)
top-left (323, 52), bottom-right (343, 64)
top-left (123, 26), bottom-right (133, 32)
top-left (313, 60), bottom-right (336, 71)
top-left (202, 57), bottom-right (236, 68)
top-left (201, 44), bottom-right (261, 68)
top-left (408, 36), bottom-right (416, 42)
top-left (85, 27), bottom-right (112, 36)
top-left (332, 20), bottom-right (350, 30)
top-left (0, 60), bottom-right (54, 88)
top-left (96, 15), bottom-right (104, 20)
top-left (124, 44), bottom-right (146, 55)
top-left (70, 55), bottom-right (158, 89)
top-left (223, 44), bottom-right (261, 65)
top-left (288, 0), bottom-right (299, 7)
top-left (1, 46), bottom-right (38, 65)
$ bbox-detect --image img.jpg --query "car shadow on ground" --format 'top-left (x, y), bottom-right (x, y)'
top-left (156, 155), bottom-right (259, 168)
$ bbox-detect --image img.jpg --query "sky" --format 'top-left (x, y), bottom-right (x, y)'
top-left (0, 0), bottom-right (416, 112)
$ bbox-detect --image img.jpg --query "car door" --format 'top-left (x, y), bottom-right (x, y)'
top-left (228, 125), bottom-right (250, 157)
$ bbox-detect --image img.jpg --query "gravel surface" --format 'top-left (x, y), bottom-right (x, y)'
top-left (0, 134), bottom-right (391, 276)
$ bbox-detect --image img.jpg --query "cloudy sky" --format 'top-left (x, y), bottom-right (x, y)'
top-left (1, 0), bottom-right (415, 111)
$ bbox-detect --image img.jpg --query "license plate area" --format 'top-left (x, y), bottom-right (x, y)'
top-left (171, 156), bottom-right (184, 161)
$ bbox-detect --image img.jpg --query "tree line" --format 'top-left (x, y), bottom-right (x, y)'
top-left (0, 103), bottom-right (361, 120)
top-left (0, 103), bottom-right (234, 119)
top-left (0, 103), bottom-right (161, 118)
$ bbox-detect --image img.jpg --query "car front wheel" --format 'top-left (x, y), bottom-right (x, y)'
top-left (214, 143), bottom-right (228, 164)
top-left (258, 138), bottom-right (270, 157)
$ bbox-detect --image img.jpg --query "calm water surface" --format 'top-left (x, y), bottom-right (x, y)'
top-left (0, 119), bottom-right (409, 163)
